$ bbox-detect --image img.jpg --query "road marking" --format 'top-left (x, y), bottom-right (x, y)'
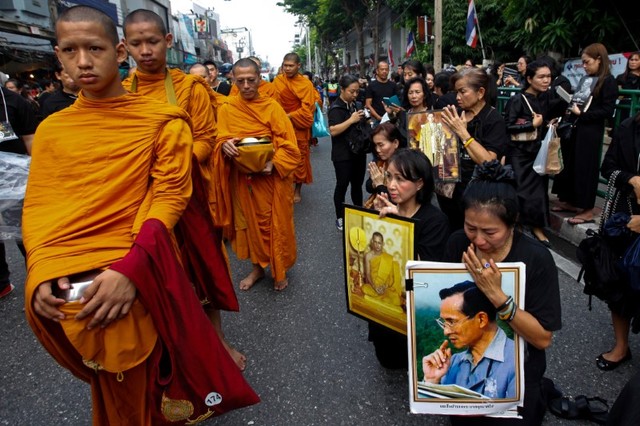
top-left (550, 249), bottom-right (582, 285)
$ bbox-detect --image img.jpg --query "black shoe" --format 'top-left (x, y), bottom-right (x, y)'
top-left (596, 350), bottom-right (631, 371)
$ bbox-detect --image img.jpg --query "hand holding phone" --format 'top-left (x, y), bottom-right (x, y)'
top-left (383, 95), bottom-right (400, 107)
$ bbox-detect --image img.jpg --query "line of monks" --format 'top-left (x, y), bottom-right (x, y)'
top-left (21, 5), bottom-right (319, 425)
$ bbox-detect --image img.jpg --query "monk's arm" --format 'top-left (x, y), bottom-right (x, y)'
top-left (189, 83), bottom-right (217, 164)
top-left (147, 118), bottom-right (193, 229)
top-left (287, 85), bottom-right (315, 130)
top-left (271, 110), bottom-right (301, 178)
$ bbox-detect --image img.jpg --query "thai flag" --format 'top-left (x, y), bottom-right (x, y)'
top-left (388, 42), bottom-right (395, 67)
top-left (406, 31), bottom-right (415, 58)
top-left (466, 0), bottom-right (478, 48)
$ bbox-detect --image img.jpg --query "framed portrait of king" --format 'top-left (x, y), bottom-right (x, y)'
top-left (343, 205), bottom-right (415, 335)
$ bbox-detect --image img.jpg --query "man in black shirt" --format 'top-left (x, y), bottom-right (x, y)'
top-left (204, 61), bottom-right (231, 96)
top-left (365, 61), bottom-right (399, 125)
top-left (40, 67), bottom-right (79, 120)
top-left (0, 78), bottom-right (38, 299)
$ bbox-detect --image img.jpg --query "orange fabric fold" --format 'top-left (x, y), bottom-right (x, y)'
top-left (213, 95), bottom-right (300, 281)
top-left (273, 73), bottom-right (316, 184)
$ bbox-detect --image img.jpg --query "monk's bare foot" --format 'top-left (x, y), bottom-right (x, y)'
top-left (274, 278), bottom-right (289, 291)
top-left (223, 341), bottom-right (247, 371)
top-left (294, 184), bottom-right (302, 203)
top-left (239, 268), bottom-right (264, 291)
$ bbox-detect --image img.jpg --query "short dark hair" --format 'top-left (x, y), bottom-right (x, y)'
top-left (124, 9), bottom-right (167, 37)
top-left (233, 58), bottom-right (260, 74)
top-left (401, 77), bottom-right (431, 109)
top-left (403, 60), bottom-right (425, 77)
top-left (387, 148), bottom-right (434, 205)
top-left (338, 74), bottom-right (359, 90)
top-left (57, 5), bottom-right (119, 45)
top-left (203, 60), bottom-right (217, 70)
top-left (434, 72), bottom-right (452, 93)
top-left (283, 52), bottom-right (301, 64)
top-left (439, 280), bottom-right (497, 321)
top-left (522, 60), bottom-right (550, 91)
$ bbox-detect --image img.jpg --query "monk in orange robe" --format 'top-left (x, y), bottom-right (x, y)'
top-left (273, 52), bottom-right (316, 203)
top-left (213, 58), bottom-right (300, 291)
top-left (23, 7), bottom-right (189, 424)
top-left (121, 9), bottom-right (245, 370)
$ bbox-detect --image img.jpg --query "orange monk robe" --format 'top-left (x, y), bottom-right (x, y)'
top-left (212, 95), bottom-right (300, 282)
top-left (23, 92), bottom-right (193, 425)
top-left (273, 73), bottom-right (315, 184)
top-left (229, 79), bottom-right (280, 102)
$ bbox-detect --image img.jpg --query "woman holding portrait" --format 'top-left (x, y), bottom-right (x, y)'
top-left (439, 67), bottom-right (509, 230)
top-left (388, 77), bottom-right (434, 147)
top-left (442, 161), bottom-right (562, 425)
top-left (368, 149), bottom-right (450, 369)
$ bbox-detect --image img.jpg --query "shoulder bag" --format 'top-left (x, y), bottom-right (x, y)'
top-left (510, 94), bottom-right (538, 142)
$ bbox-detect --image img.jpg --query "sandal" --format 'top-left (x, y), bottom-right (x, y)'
top-left (548, 395), bottom-right (609, 425)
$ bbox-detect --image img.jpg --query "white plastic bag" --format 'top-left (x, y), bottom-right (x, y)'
top-left (533, 125), bottom-right (553, 175)
top-left (0, 151), bottom-right (30, 240)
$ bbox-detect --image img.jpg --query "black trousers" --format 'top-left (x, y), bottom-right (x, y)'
top-left (332, 157), bottom-right (366, 219)
top-left (0, 240), bottom-right (26, 291)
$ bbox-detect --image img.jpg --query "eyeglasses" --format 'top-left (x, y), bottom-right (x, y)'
top-left (435, 316), bottom-right (471, 330)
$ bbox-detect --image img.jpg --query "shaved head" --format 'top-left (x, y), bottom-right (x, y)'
top-left (57, 5), bottom-right (118, 44)
top-left (189, 63), bottom-right (209, 76)
top-left (233, 58), bottom-right (260, 74)
top-left (283, 52), bottom-right (301, 64)
top-left (124, 9), bottom-right (167, 36)
top-left (248, 56), bottom-right (262, 67)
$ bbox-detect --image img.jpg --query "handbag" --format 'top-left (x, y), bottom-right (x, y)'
top-left (576, 170), bottom-right (633, 308)
top-left (311, 102), bottom-right (330, 138)
top-left (533, 124), bottom-right (563, 175)
top-left (348, 119), bottom-right (372, 155)
top-left (623, 235), bottom-right (640, 292)
top-left (510, 94), bottom-right (538, 142)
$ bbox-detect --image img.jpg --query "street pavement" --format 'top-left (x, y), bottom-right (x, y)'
top-left (1, 135), bottom-right (637, 425)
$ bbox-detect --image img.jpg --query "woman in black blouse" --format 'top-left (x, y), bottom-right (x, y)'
top-left (552, 43), bottom-right (618, 224)
top-left (328, 74), bottom-right (368, 231)
top-left (439, 68), bottom-right (509, 230)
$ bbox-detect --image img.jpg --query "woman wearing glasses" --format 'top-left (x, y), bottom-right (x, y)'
top-left (441, 161), bottom-right (561, 425)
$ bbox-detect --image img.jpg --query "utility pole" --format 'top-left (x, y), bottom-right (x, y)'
top-left (306, 23), bottom-right (312, 72)
top-left (434, 0), bottom-right (442, 71)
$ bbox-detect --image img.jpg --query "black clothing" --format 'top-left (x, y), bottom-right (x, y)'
top-left (504, 92), bottom-right (555, 229)
top-left (365, 79), bottom-right (399, 118)
top-left (445, 230), bottom-right (562, 425)
top-left (0, 87), bottom-right (38, 154)
top-left (436, 104), bottom-right (508, 230)
top-left (369, 202), bottom-right (450, 369)
top-left (607, 369), bottom-right (640, 426)
top-left (214, 81), bottom-right (231, 96)
top-left (616, 72), bottom-right (640, 122)
top-left (434, 92), bottom-right (457, 109)
top-left (552, 75), bottom-right (618, 209)
top-left (328, 97), bottom-right (367, 218)
top-left (600, 115), bottom-right (640, 332)
top-left (40, 90), bottom-right (77, 120)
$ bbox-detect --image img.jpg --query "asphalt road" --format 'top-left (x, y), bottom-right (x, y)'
top-left (1, 135), bottom-right (636, 425)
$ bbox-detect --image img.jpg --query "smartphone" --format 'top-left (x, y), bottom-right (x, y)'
top-left (383, 95), bottom-right (400, 107)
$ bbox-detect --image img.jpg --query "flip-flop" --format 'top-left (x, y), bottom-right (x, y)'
top-left (549, 395), bottom-right (609, 425)
top-left (551, 206), bottom-right (579, 213)
top-left (549, 396), bottom-right (581, 419)
top-left (567, 217), bottom-right (596, 226)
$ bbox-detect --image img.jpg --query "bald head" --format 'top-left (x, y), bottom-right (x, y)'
top-left (57, 5), bottom-right (118, 44)
top-left (233, 58), bottom-right (260, 74)
top-left (248, 56), bottom-right (262, 67)
top-left (124, 9), bottom-right (167, 36)
top-left (283, 52), bottom-right (301, 64)
top-left (189, 63), bottom-right (211, 84)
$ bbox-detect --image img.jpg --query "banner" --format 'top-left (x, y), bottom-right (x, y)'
top-left (406, 31), bottom-right (415, 58)
top-left (466, 0), bottom-right (478, 48)
top-left (562, 53), bottom-right (629, 90)
top-left (388, 42), bottom-right (395, 68)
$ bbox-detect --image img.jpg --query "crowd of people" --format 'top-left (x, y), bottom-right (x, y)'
top-left (1, 3), bottom-right (640, 424)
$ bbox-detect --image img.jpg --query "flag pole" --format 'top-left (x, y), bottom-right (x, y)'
top-left (472, 2), bottom-right (486, 62)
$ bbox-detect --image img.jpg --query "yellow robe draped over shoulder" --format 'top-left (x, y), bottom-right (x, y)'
top-left (273, 73), bottom-right (316, 184)
top-left (212, 95), bottom-right (300, 281)
top-left (363, 253), bottom-right (402, 306)
top-left (23, 92), bottom-right (192, 388)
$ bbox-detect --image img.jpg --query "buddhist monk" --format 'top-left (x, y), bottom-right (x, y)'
top-left (273, 52), bottom-right (316, 203)
top-left (121, 9), bottom-right (245, 370)
top-left (23, 6), bottom-right (258, 423)
top-left (213, 58), bottom-right (300, 291)
top-left (228, 56), bottom-right (279, 100)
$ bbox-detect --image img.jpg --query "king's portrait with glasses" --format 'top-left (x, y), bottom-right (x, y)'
top-left (421, 280), bottom-right (516, 399)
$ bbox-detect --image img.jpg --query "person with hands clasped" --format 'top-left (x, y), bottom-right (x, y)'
top-left (328, 74), bottom-right (368, 231)
top-left (438, 68), bottom-right (508, 230)
top-left (363, 122), bottom-right (400, 208)
top-left (443, 161), bottom-right (561, 425)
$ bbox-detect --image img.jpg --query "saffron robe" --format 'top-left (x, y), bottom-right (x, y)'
top-left (213, 95), bottom-right (300, 281)
top-left (123, 68), bottom-right (236, 309)
top-left (23, 92), bottom-right (193, 424)
top-left (363, 253), bottom-right (402, 306)
top-left (273, 73), bottom-right (315, 184)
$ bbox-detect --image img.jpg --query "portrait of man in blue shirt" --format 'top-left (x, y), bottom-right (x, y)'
top-left (422, 281), bottom-right (516, 399)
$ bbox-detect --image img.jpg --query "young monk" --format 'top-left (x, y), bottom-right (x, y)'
top-left (273, 53), bottom-right (316, 203)
top-left (23, 6), bottom-right (257, 424)
top-left (213, 58), bottom-right (300, 291)
top-left (121, 9), bottom-right (246, 370)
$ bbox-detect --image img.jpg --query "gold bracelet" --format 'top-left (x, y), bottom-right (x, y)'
top-left (463, 137), bottom-right (475, 148)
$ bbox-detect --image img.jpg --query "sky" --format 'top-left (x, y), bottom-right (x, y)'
top-left (171, 0), bottom-right (300, 67)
